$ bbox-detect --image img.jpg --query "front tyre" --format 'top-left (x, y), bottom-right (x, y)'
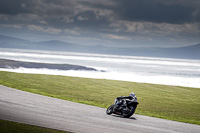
top-left (106, 104), bottom-right (115, 115)
top-left (122, 106), bottom-right (136, 118)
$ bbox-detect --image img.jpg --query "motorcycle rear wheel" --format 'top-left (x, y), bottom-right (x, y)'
top-left (106, 104), bottom-right (115, 115)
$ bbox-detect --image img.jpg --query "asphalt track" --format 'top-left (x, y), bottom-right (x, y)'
top-left (0, 85), bottom-right (200, 133)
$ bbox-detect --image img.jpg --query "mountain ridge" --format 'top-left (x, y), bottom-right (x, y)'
top-left (0, 34), bottom-right (199, 59)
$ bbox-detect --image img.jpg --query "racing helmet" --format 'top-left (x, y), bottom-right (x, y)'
top-left (130, 92), bottom-right (135, 97)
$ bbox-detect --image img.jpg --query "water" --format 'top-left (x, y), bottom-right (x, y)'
top-left (0, 48), bottom-right (200, 88)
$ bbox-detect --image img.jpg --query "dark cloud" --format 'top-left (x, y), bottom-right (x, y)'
top-left (0, 0), bottom-right (34, 15)
top-left (78, 0), bottom-right (115, 11)
top-left (0, 0), bottom-right (199, 47)
top-left (114, 0), bottom-right (199, 24)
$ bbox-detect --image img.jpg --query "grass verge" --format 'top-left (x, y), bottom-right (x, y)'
top-left (0, 119), bottom-right (71, 133)
top-left (0, 71), bottom-right (199, 125)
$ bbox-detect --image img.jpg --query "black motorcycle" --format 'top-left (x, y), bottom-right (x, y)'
top-left (106, 97), bottom-right (139, 118)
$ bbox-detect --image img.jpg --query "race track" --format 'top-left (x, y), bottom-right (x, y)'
top-left (0, 85), bottom-right (199, 133)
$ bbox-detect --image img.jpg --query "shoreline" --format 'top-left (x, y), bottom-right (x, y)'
top-left (0, 57), bottom-right (199, 88)
top-left (0, 68), bottom-right (199, 88)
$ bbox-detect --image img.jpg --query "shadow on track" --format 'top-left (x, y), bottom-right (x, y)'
top-left (110, 114), bottom-right (137, 120)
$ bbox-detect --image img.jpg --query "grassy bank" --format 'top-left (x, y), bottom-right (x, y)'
top-left (0, 119), bottom-right (70, 133)
top-left (0, 71), bottom-right (199, 125)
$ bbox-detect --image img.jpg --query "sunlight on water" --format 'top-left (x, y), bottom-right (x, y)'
top-left (0, 48), bottom-right (200, 88)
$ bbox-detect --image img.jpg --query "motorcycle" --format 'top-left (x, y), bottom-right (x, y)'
top-left (106, 96), bottom-right (139, 118)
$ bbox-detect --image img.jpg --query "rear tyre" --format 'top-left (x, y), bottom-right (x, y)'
top-left (106, 104), bottom-right (115, 115)
top-left (122, 106), bottom-right (136, 118)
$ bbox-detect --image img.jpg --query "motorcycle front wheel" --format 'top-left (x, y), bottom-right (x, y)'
top-left (106, 104), bottom-right (115, 115)
top-left (122, 106), bottom-right (136, 118)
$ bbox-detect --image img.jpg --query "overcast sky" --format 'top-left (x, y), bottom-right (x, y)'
top-left (0, 0), bottom-right (200, 48)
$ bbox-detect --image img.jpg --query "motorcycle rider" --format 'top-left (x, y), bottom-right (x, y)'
top-left (113, 92), bottom-right (137, 112)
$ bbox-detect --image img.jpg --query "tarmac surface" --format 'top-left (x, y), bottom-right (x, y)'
top-left (0, 85), bottom-right (200, 133)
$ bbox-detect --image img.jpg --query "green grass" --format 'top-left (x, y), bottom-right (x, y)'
top-left (0, 71), bottom-right (199, 125)
top-left (0, 119), bottom-right (71, 133)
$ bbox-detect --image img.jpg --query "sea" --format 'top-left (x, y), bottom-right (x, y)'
top-left (0, 48), bottom-right (200, 88)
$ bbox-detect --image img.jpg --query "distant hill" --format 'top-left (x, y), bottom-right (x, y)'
top-left (0, 34), bottom-right (200, 59)
top-left (0, 58), bottom-right (97, 71)
top-left (0, 35), bottom-right (34, 49)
